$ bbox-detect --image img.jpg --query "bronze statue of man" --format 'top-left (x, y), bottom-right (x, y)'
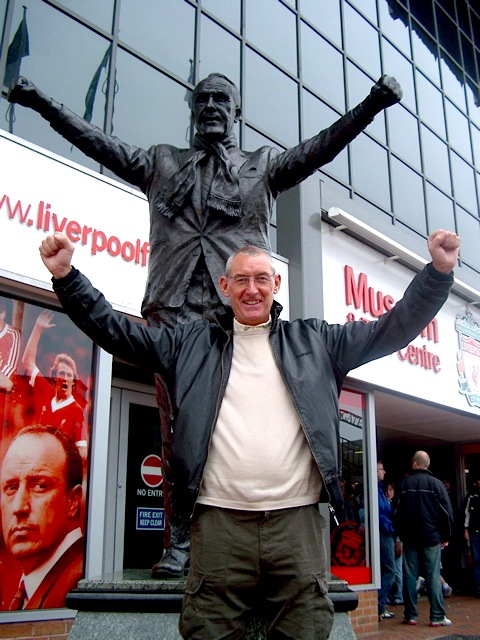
top-left (9, 71), bottom-right (402, 578)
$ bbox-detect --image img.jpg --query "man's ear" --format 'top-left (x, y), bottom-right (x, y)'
top-left (273, 273), bottom-right (281, 294)
top-left (67, 484), bottom-right (83, 519)
top-left (235, 107), bottom-right (242, 122)
top-left (219, 275), bottom-right (230, 298)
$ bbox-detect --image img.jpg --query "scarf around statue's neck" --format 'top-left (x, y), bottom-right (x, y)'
top-left (154, 132), bottom-right (242, 219)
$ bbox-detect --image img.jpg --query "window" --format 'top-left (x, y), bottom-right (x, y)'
top-left (245, 49), bottom-right (299, 146)
top-left (381, 38), bottom-right (416, 113)
top-left (119, 0), bottom-right (195, 83)
top-left (445, 99), bottom-right (472, 162)
top-left (199, 16), bottom-right (241, 88)
top-left (111, 50), bottom-right (192, 150)
top-left (245, 0), bottom-right (297, 75)
top-left (301, 23), bottom-right (345, 111)
top-left (1, 1), bottom-right (108, 171)
top-left (347, 62), bottom-right (386, 143)
top-left (53, 0), bottom-right (114, 32)
top-left (351, 135), bottom-right (391, 209)
top-left (425, 183), bottom-right (455, 234)
top-left (378, 0), bottom-right (411, 57)
top-left (202, 0), bottom-right (241, 32)
top-left (421, 124), bottom-right (452, 191)
top-left (456, 206), bottom-right (480, 272)
top-left (388, 104), bottom-right (421, 170)
top-left (330, 389), bottom-right (371, 585)
top-left (344, 4), bottom-right (381, 80)
top-left (391, 156), bottom-right (427, 235)
top-left (300, 0), bottom-right (342, 47)
top-left (450, 151), bottom-right (478, 213)
top-left (416, 70), bottom-right (446, 137)
top-left (441, 56), bottom-right (467, 112)
top-left (302, 90), bottom-right (349, 184)
top-left (411, 25), bottom-right (441, 85)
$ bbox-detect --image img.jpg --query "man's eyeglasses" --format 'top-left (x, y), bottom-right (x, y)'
top-left (228, 274), bottom-right (275, 287)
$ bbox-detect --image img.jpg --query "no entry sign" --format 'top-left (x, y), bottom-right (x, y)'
top-left (140, 454), bottom-right (163, 488)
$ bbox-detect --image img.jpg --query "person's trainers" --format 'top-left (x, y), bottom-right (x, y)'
top-left (442, 583), bottom-right (453, 597)
top-left (429, 617), bottom-right (452, 627)
top-left (379, 611), bottom-right (395, 620)
top-left (416, 576), bottom-right (425, 593)
top-left (402, 618), bottom-right (417, 625)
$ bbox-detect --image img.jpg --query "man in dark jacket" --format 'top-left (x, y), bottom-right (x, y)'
top-left (464, 477), bottom-right (480, 597)
top-left (395, 450), bottom-right (454, 627)
top-left (9, 71), bottom-right (403, 577)
top-left (37, 229), bottom-right (459, 639)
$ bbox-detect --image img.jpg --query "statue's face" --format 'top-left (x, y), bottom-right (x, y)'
top-left (192, 77), bottom-right (241, 139)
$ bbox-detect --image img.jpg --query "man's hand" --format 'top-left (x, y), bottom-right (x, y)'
top-left (39, 233), bottom-right (74, 279)
top-left (428, 229), bottom-right (461, 273)
top-left (35, 310), bottom-right (55, 331)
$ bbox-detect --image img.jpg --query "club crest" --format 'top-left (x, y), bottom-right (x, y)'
top-left (455, 309), bottom-right (480, 408)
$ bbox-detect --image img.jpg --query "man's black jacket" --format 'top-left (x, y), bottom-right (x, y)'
top-left (395, 469), bottom-right (454, 547)
top-left (53, 263), bottom-right (452, 520)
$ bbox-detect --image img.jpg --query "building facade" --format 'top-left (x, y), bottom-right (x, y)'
top-left (1, 0), bottom-right (480, 636)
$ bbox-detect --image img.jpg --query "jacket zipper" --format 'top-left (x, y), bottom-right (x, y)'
top-left (268, 327), bottom-right (332, 511)
top-left (190, 326), bottom-right (232, 518)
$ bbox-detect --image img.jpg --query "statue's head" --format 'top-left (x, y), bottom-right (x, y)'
top-left (192, 73), bottom-right (242, 139)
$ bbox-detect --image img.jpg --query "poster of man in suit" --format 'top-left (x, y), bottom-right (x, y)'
top-left (0, 295), bottom-right (94, 611)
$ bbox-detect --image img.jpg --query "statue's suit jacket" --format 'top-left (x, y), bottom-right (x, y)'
top-left (47, 104), bottom-right (374, 318)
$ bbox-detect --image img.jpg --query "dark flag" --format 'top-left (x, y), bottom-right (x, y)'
top-left (83, 44), bottom-right (112, 122)
top-left (184, 58), bottom-right (195, 143)
top-left (5, 7), bottom-right (29, 132)
top-left (184, 58), bottom-right (195, 108)
top-left (4, 6), bottom-right (30, 88)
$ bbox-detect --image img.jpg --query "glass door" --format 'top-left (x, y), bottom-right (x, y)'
top-left (109, 386), bottom-right (164, 572)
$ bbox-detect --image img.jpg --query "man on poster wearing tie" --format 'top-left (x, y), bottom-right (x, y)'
top-left (0, 425), bottom-right (84, 610)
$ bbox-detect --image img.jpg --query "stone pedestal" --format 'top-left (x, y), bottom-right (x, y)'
top-left (67, 571), bottom-right (357, 639)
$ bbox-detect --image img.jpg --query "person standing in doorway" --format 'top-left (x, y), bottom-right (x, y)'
top-left (377, 462), bottom-right (396, 620)
top-left (385, 481), bottom-right (403, 606)
top-left (464, 477), bottom-right (480, 597)
top-left (395, 450), bottom-right (454, 627)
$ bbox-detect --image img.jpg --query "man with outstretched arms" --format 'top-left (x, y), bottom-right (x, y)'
top-left (36, 229), bottom-right (458, 639)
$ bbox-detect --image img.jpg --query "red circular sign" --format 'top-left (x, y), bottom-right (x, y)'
top-left (141, 454), bottom-right (163, 488)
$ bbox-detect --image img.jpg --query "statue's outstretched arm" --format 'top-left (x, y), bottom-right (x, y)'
top-left (8, 76), bottom-right (152, 188)
top-left (269, 75), bottom-right (402, 195)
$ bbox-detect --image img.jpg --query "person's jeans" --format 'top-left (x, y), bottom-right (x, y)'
top-left (389, 552), bottom-right (403, 603)
top-left (470, 531), bottom-right (480, 591)
top-left (403, 543), bottom-right (446, 622)
top-left (378, 532), bottom-right (396, 614)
